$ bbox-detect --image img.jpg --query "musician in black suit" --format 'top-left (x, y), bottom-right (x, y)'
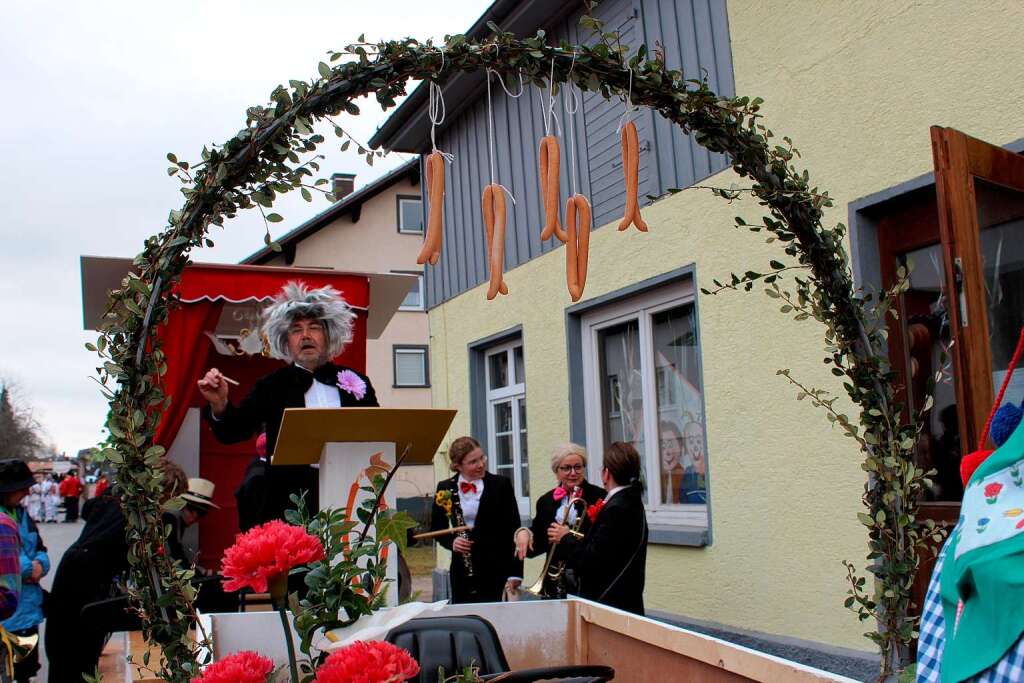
top-left (429, 436), bottom-right (524, 603)
top-left (514, 443), bottom-right (605, 598)
top-left (198, 282), bottom-right (378, 524)
top-left (553, 441), bottom-right (648, 615)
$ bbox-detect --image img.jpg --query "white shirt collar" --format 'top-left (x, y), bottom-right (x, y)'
top-left (605, 485), bottom-right (628, 502)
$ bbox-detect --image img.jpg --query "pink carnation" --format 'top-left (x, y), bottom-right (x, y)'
top-left (221, 520), bottom-right (325, 593)
top-left (190, 650), bottom-right (274, 683)
top-left (337, 370), bottom-right (368, 400)
top-left (314, 641), bottom-right (420, 683)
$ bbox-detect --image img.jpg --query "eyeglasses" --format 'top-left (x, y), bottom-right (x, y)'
top-left (558, 464), bottom-right (584, 473)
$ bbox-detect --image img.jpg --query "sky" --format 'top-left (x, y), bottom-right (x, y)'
top-left (0, 0), bottom-right (492, 457)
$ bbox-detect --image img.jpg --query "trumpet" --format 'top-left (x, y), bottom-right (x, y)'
top-left (526, 489), bottom-right (587, 598)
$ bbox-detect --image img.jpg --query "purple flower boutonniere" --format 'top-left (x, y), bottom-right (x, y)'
top-left (336, 370), bottom-right (367, 400)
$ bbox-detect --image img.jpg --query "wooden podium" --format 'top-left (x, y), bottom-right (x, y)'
top-left (272, 407), bottom-right (456, 606)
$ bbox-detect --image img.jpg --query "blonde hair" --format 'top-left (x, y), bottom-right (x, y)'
top-left (549, 442), bottom-right (587, 474)
top-left (448, 436), bottom-right (482, 472)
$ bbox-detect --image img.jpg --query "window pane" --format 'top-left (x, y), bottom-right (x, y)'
top-left (514, 345), bottom-right (525, 385)
top-left (975, 180), bottom-right (1024, 408)
top-left (493, 401), bottom-right (514, 477)
top-left (652, 305), bottom-right (706, 505)
top-left (900, 245), bottom-right (962, 501)
top-left (518, 398), bottom-right (529, 497)
top-left (488, 351), bottom-right (509, 389)
top-left (597, 319), bottom-right (645, 469)
top-left (400, 276), bottom-right (422, 309)
top-left (394, 349), bottom-right (426, 386)
top-left (400, 199), bottom-right (423, 233)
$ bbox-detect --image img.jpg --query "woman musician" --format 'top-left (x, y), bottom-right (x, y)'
top-left (552, 442), bottom-right (648, 615)
top-left (514, 443), bottom-right (604, 598)
top-left (429, 436), bottom-right (523, 603)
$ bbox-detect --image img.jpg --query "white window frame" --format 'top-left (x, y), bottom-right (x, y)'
top-left (397, 196), bottom-right (424, 234)
top-left (484, 340), bottom-right (529, 514)
top-left (580, 279), bottom-right (708, 530)
top-left (395, 272), bottom-right (424, 311)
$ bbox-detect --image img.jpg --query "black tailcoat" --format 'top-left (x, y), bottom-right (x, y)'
top-left (562, 485), bottom-right (648, 615)
top-left (526, 480), bottom-right (605, 597)
top-left (203, 362), bottom-right (378, 523)
top-left (429, 472), bottom-right (524, 603)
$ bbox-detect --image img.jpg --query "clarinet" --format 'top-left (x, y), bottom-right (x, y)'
top-left (450, 489), bottom-right (477, 593)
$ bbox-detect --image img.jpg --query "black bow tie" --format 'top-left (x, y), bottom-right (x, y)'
top-left (291, 363), bottom-right (340, 392)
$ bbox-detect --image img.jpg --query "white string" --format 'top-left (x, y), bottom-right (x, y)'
top-left (564, 52), bottom-right (581, 196)
top-left (427, 49), bottom-right (455, 163)
top-left (484, 69), bottom-right (517, 205)
top-left (616, 67), bottom-right (639, 134)
top-left (541, 56), bottom-right (563, 137)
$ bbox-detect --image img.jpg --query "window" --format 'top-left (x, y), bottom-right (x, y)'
top-left (393, 345), bottom-right (429, 387)
top-left (393, 271), bottom-right (424, 311)
top-left (581, 278), bottom-right (709, 533)
top-left (396, 195), bottom-right (423, 234)
top-left (485, 341), bottom-right (529, 512)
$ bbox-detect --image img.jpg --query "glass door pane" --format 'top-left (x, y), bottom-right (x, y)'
top-left (597, 319), bottom-right (646, 468)
top-left (975, 180), bottom-right (1024, 408)
top-left (517, 398), bottom-right (529, 497)
top-left (652, 304), bottom-right (706, 505)
top-left (492, 400), bottom-right (515, 482)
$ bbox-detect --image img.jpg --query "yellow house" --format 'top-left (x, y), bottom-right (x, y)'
top-left (370, 0), bottom-right (1024, 675)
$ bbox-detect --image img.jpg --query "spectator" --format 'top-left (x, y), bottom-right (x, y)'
top-left (93, 474), bottom-right (109, 498)
top-left (61, 471), bottom-right (84, 522)
top-left (41, 476), bottom-right (58, 524)
top-left (0, 460), bottom-right (48, 682)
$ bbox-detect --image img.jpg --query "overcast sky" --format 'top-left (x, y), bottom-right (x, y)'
top-left (0, 0), bottom-right (491, 456)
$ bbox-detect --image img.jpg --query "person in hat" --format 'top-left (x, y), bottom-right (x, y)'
top-left (0, 459), bottom-right (49, 683)
top-left (163, 478), bottom-right (219, 569)
top-left (197, 281), bottom-right (379, 523)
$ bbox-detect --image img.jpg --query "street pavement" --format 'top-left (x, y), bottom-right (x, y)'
top-left (36, 517), bottom-right (84, 682)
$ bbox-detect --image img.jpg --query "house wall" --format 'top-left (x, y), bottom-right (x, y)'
top-left (264, 175), bottom-right (434, 497)
top-left (425, 0), bottom-right (1024, 653)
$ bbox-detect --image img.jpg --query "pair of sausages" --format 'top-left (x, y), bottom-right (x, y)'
top-left (417, 151), bottom-right (446, 265)
top-left (539, 136), bottom-right (568, 243)
top-left (618, 121), bottom-right (648, 232)
top-left (565, 194), bottom-right (592, 302)
top-left (482, 184), bottom-right (509, 300)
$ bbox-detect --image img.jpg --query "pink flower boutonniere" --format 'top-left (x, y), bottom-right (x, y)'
top-left (337, 370), bottom-right (367, 400)
top-left (553, 486), bottom-right (568, 502)
top-left (587, 498), bottom-right (606, 523)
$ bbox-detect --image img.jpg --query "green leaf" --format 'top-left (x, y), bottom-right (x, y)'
top-left (375, 511), bottom-right (419, 553)
top-left (318, 62), bottom-right (332, 79)
top-left (266, 213), bottom-right (284, 223)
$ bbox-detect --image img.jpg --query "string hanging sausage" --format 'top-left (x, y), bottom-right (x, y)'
top-left (417, 151), bottom-right (445, 265)
top-left (565, 193), bottom-right (592, 302)
top-left (482, 184), bottom-right (509, 299)
top-left (617, 121), bottom-right (649, 232)
top-left (539, 136), bottom-right (567, 242)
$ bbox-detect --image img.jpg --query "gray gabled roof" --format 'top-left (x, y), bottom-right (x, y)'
top-left (368, 0), bottom-right (583, 153)
top-left (241, 158), bottom-right (419, 265)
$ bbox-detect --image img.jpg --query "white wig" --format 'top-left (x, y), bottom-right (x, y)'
top-left (261, 281), bottom-right (355, 362)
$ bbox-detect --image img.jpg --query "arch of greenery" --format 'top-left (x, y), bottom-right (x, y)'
top-left (90, 23), bottom-right (937, 681)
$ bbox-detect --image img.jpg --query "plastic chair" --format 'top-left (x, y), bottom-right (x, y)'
top-left (386, 615), bottom-right (614, 682)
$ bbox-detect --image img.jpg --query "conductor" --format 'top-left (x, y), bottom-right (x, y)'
top-left (197, 281), bottom-right (378, 523)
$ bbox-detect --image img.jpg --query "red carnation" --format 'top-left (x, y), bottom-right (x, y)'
top-left (984, 482), bottom-right (1004, 503)
top-left (221, 520), bottom-right (325, 593)
top-left (190, 650), bottom-right (274, 683)
top-left (314, 641), bottom-right (420, 683)
top-left (587, 498), bottom-right (606, 523)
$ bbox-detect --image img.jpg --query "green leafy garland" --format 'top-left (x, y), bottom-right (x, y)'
top-left (89, 22), bottom-right (935, 681)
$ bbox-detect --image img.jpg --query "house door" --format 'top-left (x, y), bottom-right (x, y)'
top-left (877, 128), bottom-right (1024, 632)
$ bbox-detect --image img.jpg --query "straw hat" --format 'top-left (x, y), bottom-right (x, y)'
top-left (181, 478), bottom-right (220, 509)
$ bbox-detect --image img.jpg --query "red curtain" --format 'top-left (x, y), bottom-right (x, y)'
top-left (153, 300), bottom-right (225, 449)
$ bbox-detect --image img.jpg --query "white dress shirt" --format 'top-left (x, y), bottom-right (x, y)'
top-left (456, 475), bottom-right (484, 528)
top-left (299, 366), bottom-right (342, 409)
top-left (604, 485), bottom-right (628, 503)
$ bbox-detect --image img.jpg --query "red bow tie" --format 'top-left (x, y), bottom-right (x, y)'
top-left (459, 481), bottom-right (477, 494)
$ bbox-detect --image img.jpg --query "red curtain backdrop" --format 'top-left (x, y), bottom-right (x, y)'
top-left (153, 300), bottom-right (224, 449)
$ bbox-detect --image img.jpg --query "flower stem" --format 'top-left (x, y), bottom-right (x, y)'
top-left (278, 604), bottom-right (299, 683)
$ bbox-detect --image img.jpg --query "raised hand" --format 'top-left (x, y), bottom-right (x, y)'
top-left (197, 368), bottom-right (230, 416)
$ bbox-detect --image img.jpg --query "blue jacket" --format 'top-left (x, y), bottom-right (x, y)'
top-left (2, 507), bottom-right (50, 631)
